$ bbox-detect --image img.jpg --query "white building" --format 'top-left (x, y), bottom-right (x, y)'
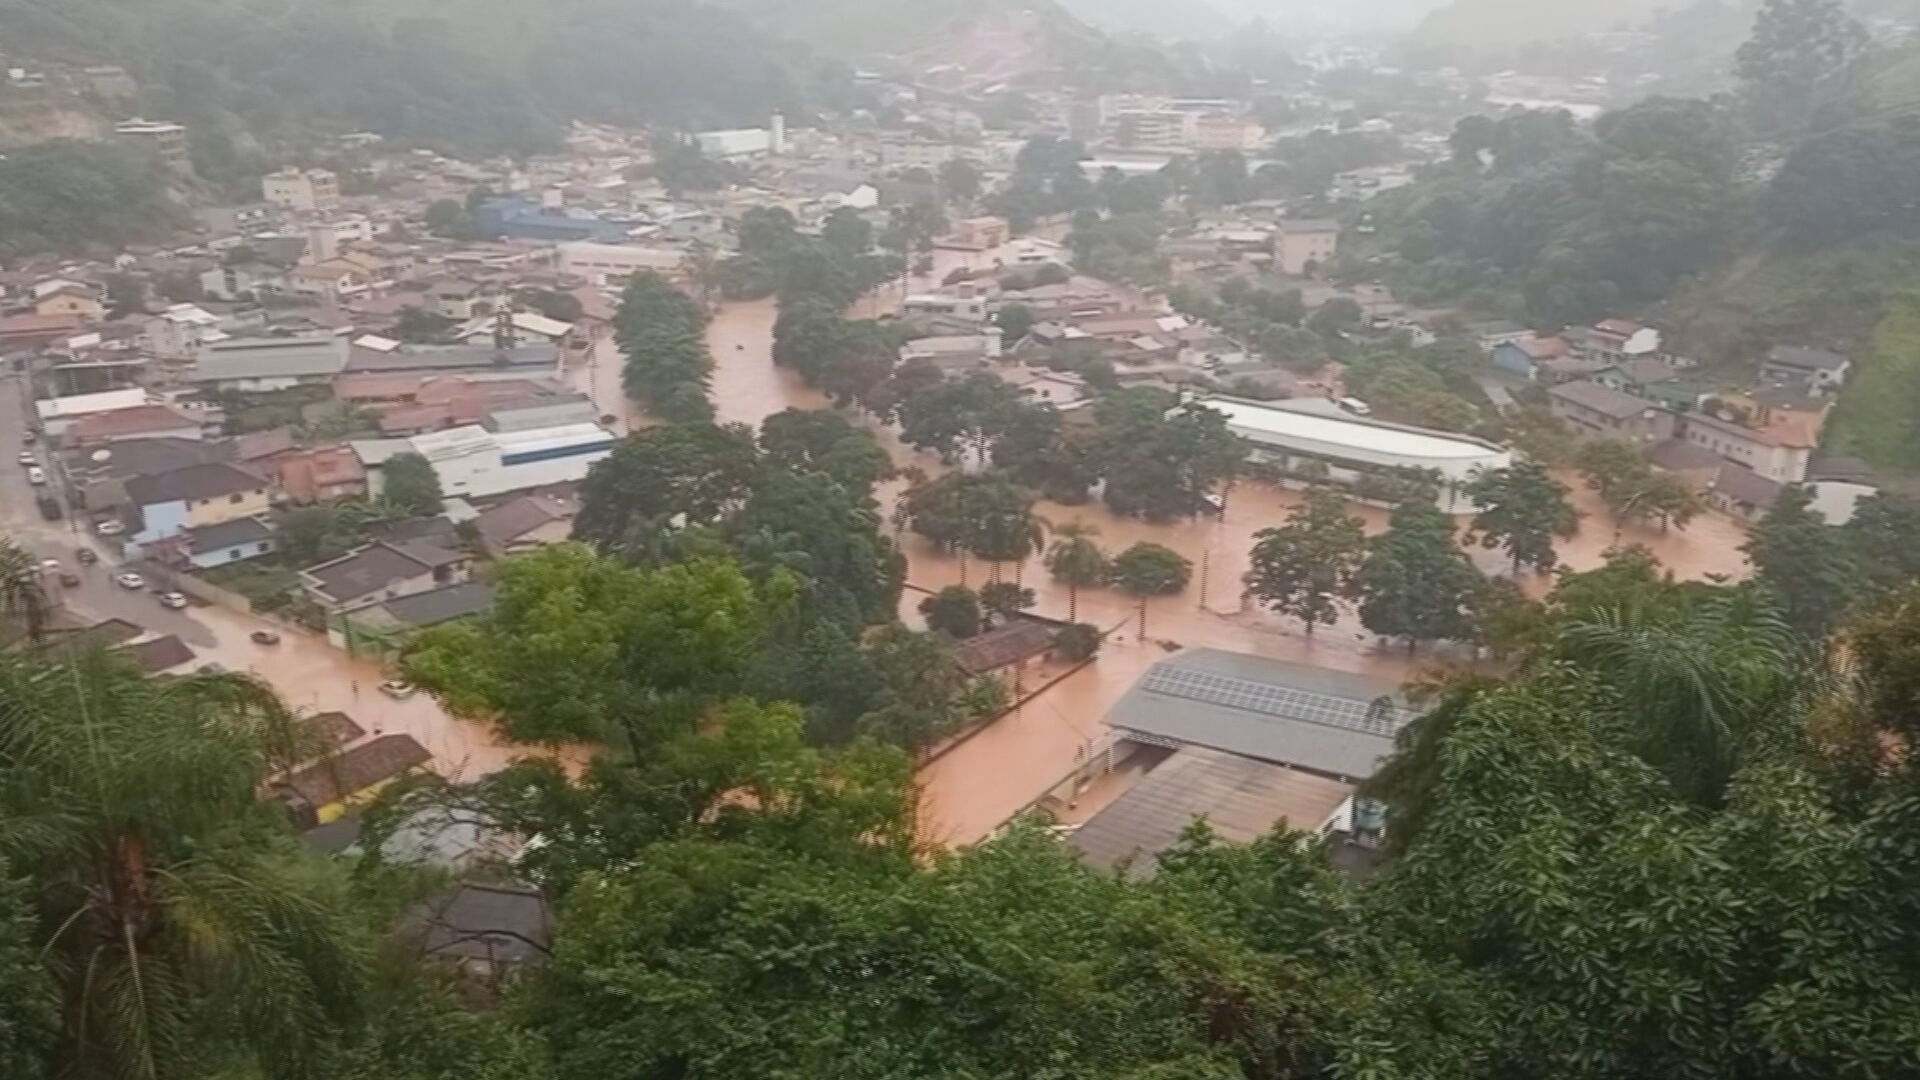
top-left (139, 304), bottom-right (230, 360)
top-left (262, 168), bottom-right (341, 213)
top-left (1193, 395), bottom-right (1512, 511)
top-left (356, 422), bottom-right (616, 502)
top-left (33, 388), bottom-right (153, 438)
top-left (878, 141), bottom-right (957, 169)
top-left (557, 241), bottom-right (686, 286)
top-left (694, 128), bottom-right (773, 160)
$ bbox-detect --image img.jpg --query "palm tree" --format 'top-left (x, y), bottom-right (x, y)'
top-left (0, 537), bottom-right (51, 643)
top-left (1556, 588), bottom-right (1815, 807)
top-left (1045, 521), bottom-right (1108, 623)
top-left (0, 647), bottom-right (367, 1080)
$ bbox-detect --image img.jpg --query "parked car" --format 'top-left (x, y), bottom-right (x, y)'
top-left (40, 559), bottom-right (60, 574)
top-left (250, 629), bottom-right (280, 646)
top-left (36, 495), bottom-right (62, 521)
top-left (75, 548), bottom-right (97, 565)
top-left (157, 591), bottom-right (188, 609)
top-left (17, 451), bottom-right (35, 466)
top-left (26, 466), bottom-right (46, 486)
top-left (379, 680), bottom-right (417, 700)
top-left (58, 572), bottom-right (80, 588)
top-left (115, 572), bottom-right (144, 590)
top-left (21, 431), bottom-right (35, 445)
top-left (95, 520), bottom-right (125, 536)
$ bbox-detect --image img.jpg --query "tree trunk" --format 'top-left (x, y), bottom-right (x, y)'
top-left (1068, 584), bottom-right (1078, 624)
top-left (1137, 600), bottom-right (1148, 643)
top-left (958, 553), bottom-right (969, 587)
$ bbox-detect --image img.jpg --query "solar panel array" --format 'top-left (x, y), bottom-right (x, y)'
top-left (1139, 665), bottom-right (1411, 737)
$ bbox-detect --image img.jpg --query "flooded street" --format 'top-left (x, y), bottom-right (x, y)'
top-left (572, 294), bottom-right (1759, 848)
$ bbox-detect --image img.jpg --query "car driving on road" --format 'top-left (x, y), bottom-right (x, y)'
top-left (157, 592), bottom-right (189, 609)
top-left (115, 572), bottom-right (145, 590)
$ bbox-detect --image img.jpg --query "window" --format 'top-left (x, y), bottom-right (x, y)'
top-left (228, 549), bottom-right (241, 561)
top-left (257, 543), bottom-right (271, 554)
top-left (228, 493), bottom-right (244, 504)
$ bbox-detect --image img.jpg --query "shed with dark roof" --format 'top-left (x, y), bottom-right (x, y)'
top-left (271, 733), bottom-right (433, 826)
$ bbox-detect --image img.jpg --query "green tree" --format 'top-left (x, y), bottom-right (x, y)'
top-left (423, 199), bottom-right (476, 240)
top-left (1736, 0), bottom-right (1869, 131)
top-left (1465, 461), bottom-right (1579, 573)
top-left (0, 141), bottom-right (178, 257)
top-left (919, 585), bottom-right (983, 639)
top-left (1045, 521), bottom-right (1109, 623)
top-left (0, 857), bottom-right (56, 1078)
top-left (1248, 487), bottom-right (1367, 635)
top-left (1574, 438), bottom-right (1653, 520)
top-left (381, 452), bottom-right (443, 516)
top-left (1054, 622), bottom-right (1103, 661)
top-left (615, 272), bottom-right (713, 423)
top-left (756, 409), bottom-right (889, 495)
top-left (0, 648), bottom-right (366, 1080)
top-left (573, 423), bottom-right (759, 557)
top-left (1356, 499), bottom-right (1485, 650)
top-left (403, 547), bottom-right (767, 746)
top-left (1097, 397), bottom-right (1246, 522)
top-left (0, 537), bottom-right (52, 643)
top-left (820, 207), bottom-right (872, 258)
top-left (995, 301), bottom-right (1035, 345)
top-left (937, 158), bottom-right (981, 204)
top-left (1742, 484), bottom-right (1863, 638)
top-left (1108, 542), bottom-right (1192, 641)
top-left (978, 581), bottom-right (1035, 625)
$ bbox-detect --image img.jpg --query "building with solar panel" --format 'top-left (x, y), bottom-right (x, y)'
top-left (1063, 648), bottom-right (1407, 880)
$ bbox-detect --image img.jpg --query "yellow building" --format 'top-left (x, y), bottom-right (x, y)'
top-left (1274, 219), bottom-right (1340, 277)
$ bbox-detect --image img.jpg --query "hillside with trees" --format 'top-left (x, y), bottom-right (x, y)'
top-left (0, 0), bottom-right (863, 158)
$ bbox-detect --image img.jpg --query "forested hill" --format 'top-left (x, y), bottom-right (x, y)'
top-left (1408, 0), bottom-right (1732, 51)
top-left (0, 0), bottom-right (864, 156)
top-left (708, 0), bottom-right (1097, 58)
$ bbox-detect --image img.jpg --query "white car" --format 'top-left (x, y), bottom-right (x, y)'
top-left (17, 451), bottom-right (35, 466)
top-left (115, 572), bottom-right (145, 590)
top-left (379, 680), bottom-right (417, 700)
top-left (95, 520), bottom-right (125, 536)
top-left (26, 466), bottom-right (46, 486)
top-left (157, 592), bottom-right (189, 610)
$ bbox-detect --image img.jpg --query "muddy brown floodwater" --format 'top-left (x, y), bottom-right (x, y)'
top-left (576, 287), bottom-right (1757, 849)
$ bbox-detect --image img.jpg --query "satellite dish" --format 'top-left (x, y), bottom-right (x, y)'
top-left (91, 449), bottom-right (112, 463)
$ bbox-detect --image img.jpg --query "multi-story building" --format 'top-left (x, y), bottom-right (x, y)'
top-left (262, 168), bottom-right (341, 213)
top-left (1192, 114), bottom-right (1265, 152)
top-left (115, 119), bottom-right (190, 174)
top-left (1546, 379), bottom-right (1678, 446)
top-left (1678, 399), bottom-right (1824, 484)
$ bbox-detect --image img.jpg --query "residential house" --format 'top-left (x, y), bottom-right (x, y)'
top-left (127, 462), bottom-right (274, 550)
top-left (1488, 335), bottom-right (1567, 380)
top-left (1704, 464), bottom-right (1783, 520)
top-left (1568, 318), bottom-right (1653, 367)
top-left (199, 261), bottom-right (289, 301)
top-left (271, 734), bottom-right (434, 827)
top-left (1547, 380), bottom-right (1678, 445)
top-left (64, 405), bottom-right (205, 448)
top-left (274, 444), bottom-right (368, 502)
top-left (61, 436), bottom-right (233, 513)
top-left (334, 581), bottom-right (495, 655)
top-left (33, 282), bottom-right (106, 323)
top-left (1678, 397), bottom-right (1824, 484)
top-left (396, 883), bottom-right (552, 980)
top-left (556, 242), bottom-right (686, 287)
top-left (286, 260), bottom-right (370, 303)
top-left (301, 538), bottom-right (473, 619)
top-left (1593, 354), bottom-right (1691, 408)
top-left (117, 634), bottom-right (198, 675)
top-left (429, 280), bottom-right (501, 321)
top-left (472, 493), bottom-right (577, 556)
top-left (1759, 346), bottom-right (1849, 395)
top-left (138, 303), bottom-right (230, 360)
top-left (343, 342), bottom-right (560, 379)
top-left (1273, 220), bottom-right (1339, 276)
top-left (454, 311), bottom-right (575, 350)
top-left (483, 394), bottom-right (597, 433)
top-left (35, 388), bottom-right (153, 438)
top-left (191, 335), bottom-right (350, 392)
top-left (179, 515), bottom-right (277, 569)
top-left (0, 313), bottom-right (87, 352)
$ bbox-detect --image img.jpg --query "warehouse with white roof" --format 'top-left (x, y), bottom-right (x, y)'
top-left (354, 422), bottom-right (616, 502)
top-left (1191, 395), bottom-right (1512, 510)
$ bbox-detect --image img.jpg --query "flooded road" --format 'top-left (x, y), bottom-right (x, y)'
top-left (575, 291), bottom-right (1758, 848)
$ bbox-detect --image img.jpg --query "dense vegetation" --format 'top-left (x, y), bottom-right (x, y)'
top-left (17, 505), bottom-right (1920, 1077)
top-left (0, 140), bottom-right (179, 257)
top-left (0, 0), bottom-right (861, 158)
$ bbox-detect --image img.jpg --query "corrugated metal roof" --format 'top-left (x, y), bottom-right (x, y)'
top-left (1069, 746), bottom-right (1353, 880)
top-left (1102, 648), bottom-right (1408, 781)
